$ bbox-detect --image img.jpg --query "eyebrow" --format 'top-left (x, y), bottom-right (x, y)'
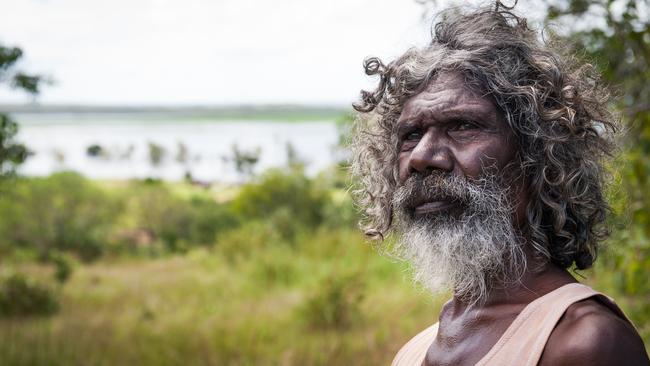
top-left (397, 103), bottom-right (496, 127)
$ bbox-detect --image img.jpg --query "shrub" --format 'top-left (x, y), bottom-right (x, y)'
top-left (124, 180), bottom-right (193, 252)
top-left (48, 251), bottom-right (75, 284)
top-left (216, 220), bottom-right (282, 261)
top-left (321, 190), bottom-right (357, 230)
top-left (229, 169), bottom-right (329, 230)
top-left (0, 274), bottom-right (59, 317)
top-left (252, 252), bottom-right (298, 286)
top-left (189, 195), bottom-right (238, 246)
top-left (122, 181), bottom-right (236, 253)
top-left (299, 272), bottom-right (365, 330)
top-left (0, 172), bottom-right (121, 261)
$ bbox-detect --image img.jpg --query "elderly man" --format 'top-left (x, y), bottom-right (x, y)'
top-left (351, 5), bottom-right (649, 366)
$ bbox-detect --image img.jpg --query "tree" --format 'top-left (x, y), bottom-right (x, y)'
top-left (542, 1), bottom-right (649, 209)
top-left (0, 44), bottom-right (45, 178)
top-left (226, 144), bottom-right (261, 180)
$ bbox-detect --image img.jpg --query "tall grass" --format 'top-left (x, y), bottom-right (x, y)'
top-left (0, 229), bottom-right (440, 365)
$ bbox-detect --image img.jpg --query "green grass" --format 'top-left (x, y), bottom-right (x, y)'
top-left (1, 171), bottom-right (647, 364)
top-left (1, 226), bottom-right (648, 365)
top-left (0, 229), bottom-right (443, 366)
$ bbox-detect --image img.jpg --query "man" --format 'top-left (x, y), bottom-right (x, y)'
top-left (351, 4), bottom-right (649, 366)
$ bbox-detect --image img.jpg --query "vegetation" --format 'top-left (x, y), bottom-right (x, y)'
top-left (0, 157), bottom-right (647, 363)
top-left (0, 105), bottom-right (347, 124)
top-left (0, 274), bottom-right (59, 317)
top-left (0, 43), bottom-right (44, 178)
top-left (0, 169), bottom-right (441, 365)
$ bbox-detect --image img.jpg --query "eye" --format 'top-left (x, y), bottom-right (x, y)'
top-left (405, 131), bottom-right (422, 140)
top-left (452, 120), bottom-right (479, 131)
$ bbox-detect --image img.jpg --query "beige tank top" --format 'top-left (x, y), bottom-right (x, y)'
top-left (391, 283), bottom-right (633, 366)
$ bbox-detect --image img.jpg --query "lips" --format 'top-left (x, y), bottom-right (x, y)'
top-left (413, 199), bottom-right (459, 215)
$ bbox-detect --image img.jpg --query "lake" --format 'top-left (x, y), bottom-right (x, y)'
top-left (13, 113), bottom-right (341, 183)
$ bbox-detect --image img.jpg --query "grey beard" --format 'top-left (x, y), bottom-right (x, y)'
top-left (392, 172), bottom-right (527, 305)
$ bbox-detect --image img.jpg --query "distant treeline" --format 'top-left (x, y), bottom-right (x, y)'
top-left (0, 104), bottom-right (349, 122)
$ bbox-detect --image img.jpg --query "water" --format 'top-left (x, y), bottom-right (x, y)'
top-left (14, 113), bottom-right (341, 182)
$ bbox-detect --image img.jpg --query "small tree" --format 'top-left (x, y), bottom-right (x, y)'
top-left (0, 114), bottom-right (30, 177)
top-left (0, 44), bottom-right (46, 178)
top-left (229, 144), bottom-right (261, 179)
top-left (147, 141), bottom-right (166, 167)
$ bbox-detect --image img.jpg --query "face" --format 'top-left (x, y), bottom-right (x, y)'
top-left (395, 72), bottom-right (522, 220)
top-left (390, 72), bottom-right (528, 302)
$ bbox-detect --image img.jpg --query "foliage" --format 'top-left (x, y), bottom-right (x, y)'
top-left (147, 142), bottom-right (166, 166)
top-left (175, 142), bottom-right (189, 163)
top-left (48, 251), bottom-right (75, 284)
top-left (0, 273), bottom-right (59, 317)
top-left (285, 141), bottom-right (306, 170)
top-left (215, 220), bottom-right (282, 260)
top-left (0, 114), bottom-right (30, 177)
top-left (0, 45), bottom-right (45, 94)
top-left (226, 143), bottom-right (261, 179)
top-left (0, 172), bottom-right (121, 261)
top-left (230, 168), bottom-right (329, 231)
top-left (0, 163), bottom-right (645, 362)
top-left (0, 44), bottom-right (45, 178)
top-left (299, 271), bottom-right (366, 330)
top-left (335, 112), bottom-right (355, 164)
top-left (0, 227), bottom-right (438, 365)
top-left (120, 180), bottom-right (234, 253)
top-left (0, 168), bottom-right (340, 261)
top-left (86, 144), bottom-right (105, 158)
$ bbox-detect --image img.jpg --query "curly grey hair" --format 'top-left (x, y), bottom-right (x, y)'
top-left (351, 6), bottom-right (618, 270)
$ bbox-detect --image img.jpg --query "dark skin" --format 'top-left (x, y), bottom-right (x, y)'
top-left (396, 72), bottom-right (649, 366)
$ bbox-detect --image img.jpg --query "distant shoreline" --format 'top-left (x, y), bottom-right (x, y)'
top-left (0, 104), bottom-right (350, 122)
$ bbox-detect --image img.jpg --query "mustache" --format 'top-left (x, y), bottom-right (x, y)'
top-left (392, 171), bottom-right (510, 216)
top-left (392, 172), bottom-right (473, 212)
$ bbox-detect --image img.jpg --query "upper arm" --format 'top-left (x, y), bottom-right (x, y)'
top-left (539, 299), bottom-right (649, 366)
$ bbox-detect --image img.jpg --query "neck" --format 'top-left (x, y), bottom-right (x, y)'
top-left (449, 261), bottom-right (577, 313)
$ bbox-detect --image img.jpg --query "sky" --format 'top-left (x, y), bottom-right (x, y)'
top-left (0, 0), bottom-right (437, 106)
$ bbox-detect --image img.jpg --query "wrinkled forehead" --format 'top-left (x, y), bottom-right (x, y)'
top-left (397, 71), bottom-right (505, 127)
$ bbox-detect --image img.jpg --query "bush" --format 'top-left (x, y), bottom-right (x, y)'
top-left (299, 272), bottom-right (365, 330)
top-left (0, 172), bottom-right (121, 261)
top-left (251, 249), bottom-right (298, 286)
top-left (0, 274), bottom-right (59, 317)
top-left (230, 169), bottom-right (330, 230)
top-left (216, 220), bottom-right (282, 261)
top-left (122, 181), bottom-right (236, 253)
top-left (48, 251), bottom-right (75, 284)
top-left (189, 195), bottom-right (238, 245)
top-left (122, 180), bottom-right (193, 252)
top-left (321, 189), bottom-right (357, 230)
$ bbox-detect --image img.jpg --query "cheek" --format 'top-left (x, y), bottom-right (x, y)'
top-left (455, 141), bottom-right (514, 178)
top-left (454, 138), bottom-right (517, 178)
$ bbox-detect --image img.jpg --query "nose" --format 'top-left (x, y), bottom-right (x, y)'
top-left (407, 129), bottom-right (454, 175)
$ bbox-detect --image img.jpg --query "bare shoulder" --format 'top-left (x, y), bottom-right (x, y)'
top-left (539, 297), bottom-right (649, 366)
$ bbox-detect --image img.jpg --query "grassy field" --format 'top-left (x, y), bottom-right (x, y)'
top-left (0, 228), bottom-right (444, 366)
top-left (0, 170), bottom-right (648, 365)
top-left (2, 234), bottom-right (649, 365)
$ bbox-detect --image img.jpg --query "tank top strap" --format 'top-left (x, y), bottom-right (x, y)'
top-left (476, 283), bottom-right (613, 366)
top-left (391, 322), bottom-right (439, 366)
